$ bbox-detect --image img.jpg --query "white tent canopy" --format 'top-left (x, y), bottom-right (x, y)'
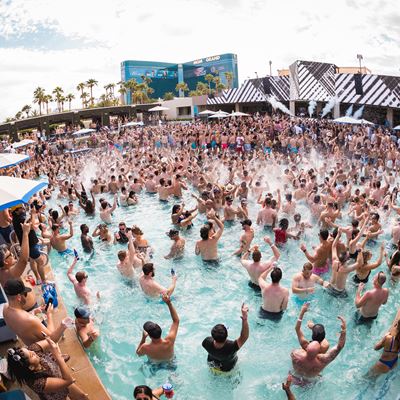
top-left (394, 125), bottom-right (400, 130)
top-left (0, 153), bottom-right (30, 169)
top-left (12, 139), bottom-right (35, 149)
top-left (148, 106), bottom-right (169, 112)
top-left (121, 121), bottom-right (144, 127)
top-left (333, 116), bottom-right (360, 124)
top-left (0, 176), bottom-right (48, 211)
top-left (72, 128), bottom-right (96, 136)
top-left (198, 110), bottom-right (216, 115)
top-left (229, 111), bottom-right (250, 117)
top-left (209, 111), bottom-right (229, 119)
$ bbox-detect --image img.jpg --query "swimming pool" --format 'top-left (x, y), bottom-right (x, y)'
top-left (47, 184), bottom-right (400, 400)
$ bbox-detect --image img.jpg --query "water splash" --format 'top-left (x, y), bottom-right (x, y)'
top-left (345, 104), bottom-right (354, 117)
top-left (80, 158), bottom-right (99, 189)
top-left (308, 100), bottom-right (317, 117)
top-left (267, 96), bottom-right (293, 116)
top-left (321, 97), bottom-right (337, 118)
top-left (353, 105), bottom-right (365, 120)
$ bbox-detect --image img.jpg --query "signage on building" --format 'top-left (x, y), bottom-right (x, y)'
top-left (193, 55), bottom-right (221, 65)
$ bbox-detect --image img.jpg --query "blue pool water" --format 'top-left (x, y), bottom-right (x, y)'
top-left (47, 187), bottom-right (400, 400)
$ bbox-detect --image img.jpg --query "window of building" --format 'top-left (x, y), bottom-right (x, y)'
top-left (177, 106), bottom-right (191, 116)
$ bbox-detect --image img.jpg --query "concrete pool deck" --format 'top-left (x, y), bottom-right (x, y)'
top-left (0, 260), bottom-right (111, 399)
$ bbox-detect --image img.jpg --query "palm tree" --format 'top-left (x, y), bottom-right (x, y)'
top-left (65, 93), bottom-right (75, 111)
top-left (52, 87), bottom-right (64, 112)
top-left (163, 92), bottom-right (174, 100)
top-left (196, 82), bottom-right (208, 95)
top-left (204, 74), bottom-right (214, 94)
top-left (216, 82), bottom-right (226, 95)
top-left (80, 92), bottom-right (89, 108)
top-left (224, 71), bottom-right (234, 89)
top-left (59, 95), bottom-right (66, 112)
top-left (76, 82), bottom-right (86, 108)
top-left (15, 111), bottom-right (22, 120)
top-left (33, 87), bottom-right (45, 115)
top-left (44, 94), bottom-right (52, 114)
top-left (21, 105), bottom-right (31, 118)
top-left (86, 79), bottom-right (98, 106)
top-left (213, 76), bottom-right (223, 95)
top-left (104, 83), bottom-right (116, 99)
top-left (31, 110), bottom-right (39, 117)
top-left (175, 82), bottom-right (189, 97)
top-left (118, 86), bottom-right (127, 105)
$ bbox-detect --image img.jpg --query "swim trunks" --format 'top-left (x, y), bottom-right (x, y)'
top-left (58, 248), bottom-right (74, 256)
top-left (259, 307), bottom-right (284, 321)
top-left (327, 286), bottom-right (348, 298)
top-left (248, 281), bottom-right (261, 292)
top-left (312, 263), bottom-right (329, 276)
top-left (355, 312), bottom-right (377, 324)
top-left (353, 271), bottom-right (371, 284)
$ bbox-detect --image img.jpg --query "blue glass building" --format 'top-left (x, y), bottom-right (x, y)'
top-left (120, 53), bottom-right (239, 103)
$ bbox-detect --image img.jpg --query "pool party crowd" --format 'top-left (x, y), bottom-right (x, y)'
top-left (2, 112), bottom-right (400, 399)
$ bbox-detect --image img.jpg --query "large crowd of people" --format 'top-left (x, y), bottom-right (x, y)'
top-left (1, 112), bottom-right (400, 399)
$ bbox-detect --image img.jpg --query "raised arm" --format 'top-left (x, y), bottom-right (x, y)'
top-left (10, 219), bottom-right (30, 278)
top-left (295, 303), bottom-right (310, 350)
top-left (258, 266), bottom-right (273, 290)
top-left (318, 316), bottom-right (346, 365)
top-left (163, 293), bottom-right (180, 342)
top-left (264, 236), bottom-right (280, 261)
top-left (67, 257), bottom-right (78, 283)
top-left (211, 215), bottom-right (224, 240)
top-left (366, 242), bottom-right (385, 270)
top-left (236, 303), bottom-right (249, 349)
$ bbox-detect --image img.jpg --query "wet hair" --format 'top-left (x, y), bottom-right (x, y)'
top-left (51, 210), bottom-right (59, 220)
top-left (303, 262), bottom-right (313, 271)
top-left (285, 193), bottom-right (292, 201)
top-left (211, 324), bottom-right (228, 343)
top-left (351, 219), bottom-right (359, 228)
top-left (312, 324), bottom-right (326, 343)
top-left (51, 223), bottom-right (60, 232)
top-left (80, 224), bottom-right (89, 234)
top-left (172, 204), bottom-right (181, 214)
top-left (132, 226), bottom-right (143, 235)
top-left (377, 272), bottom-right (386, 286)
top-left (200, 226), bottom-right (210, 240)
top-left (142, 263), bottom-right (154, 276)
top-left (118, 250), bottom-right (127, 261)
top-left (133, 385), bottom-right (153, 399)
top-left (271, 267), bottom-right (282, 283)
top-left (279, 218), bottom-right (289, 230)
top-left (319, 229), bottom-right (329, 241)
top-left (252, 250), bottom-right (261, 262)
top-left (75, 271), bottom-right (87, 283)
top-left (294, 213), bottom-right (301, 222)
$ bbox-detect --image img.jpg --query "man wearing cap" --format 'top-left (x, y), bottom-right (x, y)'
top-left (202, 303), bottom-right (249, 372)
top-left (164, 230), bottom-right (185, 260)
top-left (3, 279), bottom-right (69, 345)
top-left (74, 306), bottom-right (99, 348)
top-left (136, 293), bottom-right (179, 362)
top-left (233, 219), bottom-right (254, 256)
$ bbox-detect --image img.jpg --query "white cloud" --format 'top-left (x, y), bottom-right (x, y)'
top-left (0, 0), bottom-right (399, 120)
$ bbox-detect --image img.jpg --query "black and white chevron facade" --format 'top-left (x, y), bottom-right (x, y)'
top-left (336, 73), bottom-right (400, 107)
top-left (207, 59), bottom-right (400, 109)
top-left (207, 76), bottom-right (289, 105)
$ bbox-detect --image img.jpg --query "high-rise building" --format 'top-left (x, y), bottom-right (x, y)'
top-left (120, 53), bottom-right (238, 103)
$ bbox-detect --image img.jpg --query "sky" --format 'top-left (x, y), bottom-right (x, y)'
top-left (0, 0), bottom-right (399, 121)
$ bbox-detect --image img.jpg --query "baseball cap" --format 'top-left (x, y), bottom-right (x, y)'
top-left (4, 279), bottom-right (32, 296)
top-left (166, 229), bottom-right (179, 238)
top-left (143, 321), bottom-right (162, 339)
top-left (74, 306), bottom-right (91, 319)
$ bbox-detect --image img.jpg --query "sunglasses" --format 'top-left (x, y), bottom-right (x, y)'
top-left (7, 348), bottom-right (26, 363)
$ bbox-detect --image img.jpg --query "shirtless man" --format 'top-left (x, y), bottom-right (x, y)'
top-left (300, 230), bottom-right (332, 276)
top-left (139, 263), bottom-right (177, 297)
top-left (136, 293), bottom-right (179, 362)
top-left (257, 197), bottom-right (277, 228)
top-left (195, 212), bottom-right (224, 262)
top-left (319, 203), bottom-right (341, 229)
top-left (157, 178), bottom-right (171, 201)
top-left (355, 272), bottom-right (389, 323)
top-left (223, 197), bottom-right (237, 222)
top-left (290, 316), bottom-right (346, 380)
top-left (117, 231), bottom-right (144, 278)
top-left (233, 219), bottom-right (254, 256)
top-left (291, 262), bottom-right (329, 300)
top-left (171, 174), bottom-right (187, 197)
top-left (164, 229), bottom-right (185, 260)
top-left (99, 194), bottom-right (117, 224)
top-left (80, 224), bottom-right (93, 253)
top-left (67, 257), bottom-right (96, 304)
top-left (241, 236), bottom-right (280, 289)
top-left (74, 306), bottom-right (99, 348)
top-left (50, 221), bottom-right (73, 254)
top-left (258, 267), bottom-right (289, 321)
top-left (328, 228), bottom-right (359, 296)
top-left (3, 279), bottom-right (69, 345)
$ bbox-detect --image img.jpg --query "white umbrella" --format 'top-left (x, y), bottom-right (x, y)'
top-left (12, 139), bottom-right (35, 149)
top-left (358, 118), bottom-right (374, 125)
top-left (121, 121), bottom-right (144, 127)
top-left (148, 105), bottom-right (169, 112)
top-left (230, 111), bottom-right (250, 117)
top-left (198, 110), bottom-right (216, 115)
top-left (72, 128), bottom-right (96, 136)
top-left (0, 177), bottom-right (48, 211)
top-left (209, 111), bottom-right (229, 119)
top-left (0, 153), bottom-right (30, 169)
top-left (333, 116), bottom-right (360, 124)
top-left (394, 125), bottom-right (400, 130)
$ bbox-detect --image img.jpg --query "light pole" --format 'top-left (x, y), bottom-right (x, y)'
top-left (357, 54), bottom-right (363, 73)
top-left (269, 60), bottom-right (272, 76)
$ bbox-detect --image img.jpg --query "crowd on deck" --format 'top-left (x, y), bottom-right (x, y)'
top-left (1, 112), bottom-right (400, 399)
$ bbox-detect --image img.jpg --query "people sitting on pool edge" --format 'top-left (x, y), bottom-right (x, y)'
top-left (136, 293), bottom-right (179, 362)
top-left (202, 303), bottom-right (249, 372)
top-left (74, 306), bottom-right (99, 348)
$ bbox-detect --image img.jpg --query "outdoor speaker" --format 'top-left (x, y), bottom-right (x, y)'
top-left (263, 77), bottom-right (271, 95)
top-left (354, 74), bottom-right (363, 95)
